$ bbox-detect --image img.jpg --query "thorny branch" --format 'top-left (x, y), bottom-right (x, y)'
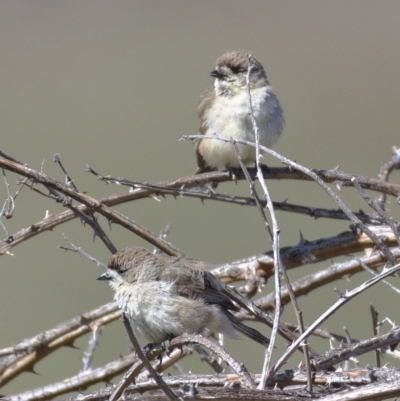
top-left (0, 145), bottom-right (400, 401)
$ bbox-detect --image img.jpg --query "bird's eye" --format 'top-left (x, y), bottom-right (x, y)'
top-left (110, 266), bottom-right (126, 276)
top-left (231, 67), bottom-right (244, 74)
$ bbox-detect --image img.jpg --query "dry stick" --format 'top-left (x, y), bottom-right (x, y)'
top-left (155, 222), bottom-right (173, 254)
top-left (317, 380), bottom-right (400, 401)
top-left (243, 57), bottom-right (282, 389)
top-left (39, 169), bottom-right (117, 254)
top-left (352, 177), bottom-right (400, 247)
top-left (272, 263), bottom-right (400, 376)
top-left (82, 328), bottom-right (101, 372)
top-left (60, 368), bottom-right (400, 401)
top-left (230, 140), bottom-right (282, 373)
top-left (0, 150), bottom-right (25, 165)
top-left (182, 135), bottom-right (399, 268)
top-left (0, 230), bottom-right (390, 380)
top-left (1, 157), bottom-right (396, 254)
top-left (4, 353), bottom-right (138, 401)
top-left (0, 156), bottom-right (180, 256)
top-left (64, 203), bottom-right (117, 254)
top-left (0, 302), bottom-right (117, 358)
top-left (342, 327), bottom-right (353, 370)
top-left (1, 169), bottom-right (14, 219)
top-left (252, 247), bottom-right (400, 314)
top-left (357, 257), bottom-right (400, 295)
top-left (313, 326), bottom-right (400, 371)
top-left (10, 174), bottom-right (384, 256)
top-left (92, 162), bottom-right (400, 198)
top-left (121, 313), bottom-right (179, 401)
top-left (369, 305), bottom-right (380, 368)
top-left (245, 56), bottom-right (311, 391)
top-left (110, 330), bottom-right (257, 401)
top-left (11, 231), bottom-right (392, 385)
top-left (0, 172), bottom-right (26, 238)
top-left (85, 174), bottom-right (384, 224)
top-left (275, 322), bottom-right (354, 344)
top-left (135, 338), bottom-right (221, 380)
top-left (7, 338), bottom-right (191, 401)
top-left (193, 346), bottom-right (223, 373)
top-left (109, 358), bottom-right (145, 401)
top-left (172, 334), bottom-right (256, 388)
top-left (139, 334), bottom-right (257, 388)
top-left (53, 153), bottom-right (78, 192)
top-left (375, 145), bottom-right (400, 210)
top-left (10, 362), bottom-right (400, 401)
top-left (0, 305), bottom-right (121, 386)
top-left (9, 328), bottom-right (399, 401)
top-left (60, 234), bottom-right (108, 268)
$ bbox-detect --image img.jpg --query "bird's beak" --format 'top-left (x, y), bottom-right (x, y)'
top-left (210, 68), bottom-right (225, 79)
top-left (97, 272), bottom-right (111, 281)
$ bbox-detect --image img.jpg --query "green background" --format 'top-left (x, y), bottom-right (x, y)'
top-left (1, 1), bottom-right (400, 397)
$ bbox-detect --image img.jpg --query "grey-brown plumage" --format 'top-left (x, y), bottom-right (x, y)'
top-left (98, 246), bottom-right (270, 348)
top-left (196, 49), bottom-right (284, 173)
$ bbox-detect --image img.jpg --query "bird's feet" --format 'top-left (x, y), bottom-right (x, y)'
top-left (227, 167), bottom-right (239, 183)
top-left (143, 342), bottom-right (156, 358)
top-left (160, 334), bottom-right (175, 356)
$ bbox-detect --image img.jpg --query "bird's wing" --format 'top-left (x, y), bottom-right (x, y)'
top-left (159, 256), bottom-right (238, 311)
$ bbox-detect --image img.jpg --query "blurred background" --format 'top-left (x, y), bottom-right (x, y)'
top-left (1, 0), bottom-right (400, 396)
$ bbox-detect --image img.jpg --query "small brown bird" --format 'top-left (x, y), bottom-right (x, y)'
top-left (196, 49), bottom-right (284, 173)
top-left (98, 246), bottom-right (270, 349)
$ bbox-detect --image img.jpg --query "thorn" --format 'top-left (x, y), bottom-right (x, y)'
top-left (64, 340), bottom-right (79, 350)
top-left (79, 314), bottom-right (92, 326)
top-left (25, 366), bottom-right (39, 375)
top-left (299, 231), bottom-right (307, 245)
top-left (335, 181), bottom-right (344, 190)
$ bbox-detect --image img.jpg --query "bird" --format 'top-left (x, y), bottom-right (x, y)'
top-left (195, 49), bottom-right (284, 173)
top-left (98, 246), bottom-right (270, 350)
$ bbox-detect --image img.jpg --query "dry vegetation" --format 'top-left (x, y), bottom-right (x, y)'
top-left (1, 138), bottom-right (400, 401)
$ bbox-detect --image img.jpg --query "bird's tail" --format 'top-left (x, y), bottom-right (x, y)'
top-left (226, 313), bottom-right (270, 347)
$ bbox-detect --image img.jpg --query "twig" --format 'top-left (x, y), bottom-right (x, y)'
top-left (253, 247), bottom-right (400, 312)
top-left (53, 153), bottom-right (78, 191)
top-left (4, 352), bottom-right (138, 401)
top-left (243, 56), bottom-right (285, 388)
top-left (173, 333), bottom-right (256, 388)
top-left (1, 169), bottom-right (14, 220)
top-left (0, 150), bottom-right (25, 165)
top-left (352, 177), bottom-right (400, 247)
top-left (59, 235), bottom-right (108, 268)
top-left (375, 146), bottom-right (400, 210)
top-left (0, 156), bottom-right (180, 256)
top-left (121, 313), bottom-right (179, 401)
top-left (1, 160), bottom-right (394, 254)
top-left (182, 135), bottom-right (399, 267)
top-left (65, 203), bottom-right (117, 254)
top-left (271, 263), bottom-right (400, 376)
top-left (370, 305), bottom-right (380, 368)
top-left (0, 303), bottom-right (121, 385)
top-left (357, 257), bottom-right (400, 294)
top-left (82, 327), bottom-right (101, 372)
top-left (313, 325), bottom-right (400, 371)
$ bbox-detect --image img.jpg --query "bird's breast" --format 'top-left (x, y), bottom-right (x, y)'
top-left (198, 86), bottom-right (283, 169)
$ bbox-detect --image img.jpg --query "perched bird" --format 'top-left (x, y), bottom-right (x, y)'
top-left (98, 246), bottom-right (270, 349)
top-left (196, 49), bottom-right (284, 173)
